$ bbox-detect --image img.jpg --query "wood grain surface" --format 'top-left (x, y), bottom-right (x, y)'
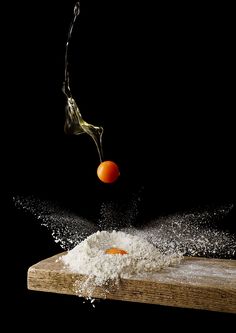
top-left (28, 253), bottom-right (236, 313)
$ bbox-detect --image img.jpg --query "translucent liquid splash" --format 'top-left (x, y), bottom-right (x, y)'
top-left (62, 1), bottom-right (104, 162)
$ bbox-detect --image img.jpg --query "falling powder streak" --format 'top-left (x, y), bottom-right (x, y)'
top-left (62, 1), bottom-right (104, 162)
top-left (13, 195), bottom-right (236, 258)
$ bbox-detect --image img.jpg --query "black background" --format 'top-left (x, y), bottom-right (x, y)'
top-left (8, 0), bottom-right (235, 211)
top-left (5, 0), bottom-right (236, 326)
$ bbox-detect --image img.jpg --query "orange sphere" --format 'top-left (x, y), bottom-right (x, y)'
top-left (105, 247), bottom-right (128, 255)
top-left (97, 160), bottom-right (120, 183)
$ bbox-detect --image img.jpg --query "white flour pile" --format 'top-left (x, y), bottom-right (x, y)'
top-left (61, 230), bottom-right (182, 298)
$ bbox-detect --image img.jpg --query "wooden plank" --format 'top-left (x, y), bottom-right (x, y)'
top-left (28, 253), bottom-right (236, 313)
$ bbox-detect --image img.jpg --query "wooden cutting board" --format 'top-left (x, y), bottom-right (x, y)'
top-left (28, 253), bottom-right (236, 313)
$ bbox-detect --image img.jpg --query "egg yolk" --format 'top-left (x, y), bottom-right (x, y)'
top-left (97, 161), bottom-right (120, 183)
top-left (105, 247), bottom-right (128, 255)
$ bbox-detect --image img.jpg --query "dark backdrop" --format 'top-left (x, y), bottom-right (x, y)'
top-left (5, 0), bottom-right (235, 325)
top-left (8, 0), bottom-right (235, 210)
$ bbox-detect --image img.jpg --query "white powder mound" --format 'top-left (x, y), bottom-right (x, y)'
top-left (62, 230), bottom-right (182, 290)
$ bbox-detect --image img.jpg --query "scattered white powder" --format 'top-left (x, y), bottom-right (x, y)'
top-left (13, 195), bottom-right (236, 303)
top-left (13, 196), bottom-right (236, 258)
top-left (61, 230), bottom-right (182, 298)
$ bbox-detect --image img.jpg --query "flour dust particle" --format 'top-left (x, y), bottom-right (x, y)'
top-left (13, 195), bottom-right (235, 258)
top-left (13, 195), bottom-right (97, 249)
top-left (123, 204), bottom-right (236, 258)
